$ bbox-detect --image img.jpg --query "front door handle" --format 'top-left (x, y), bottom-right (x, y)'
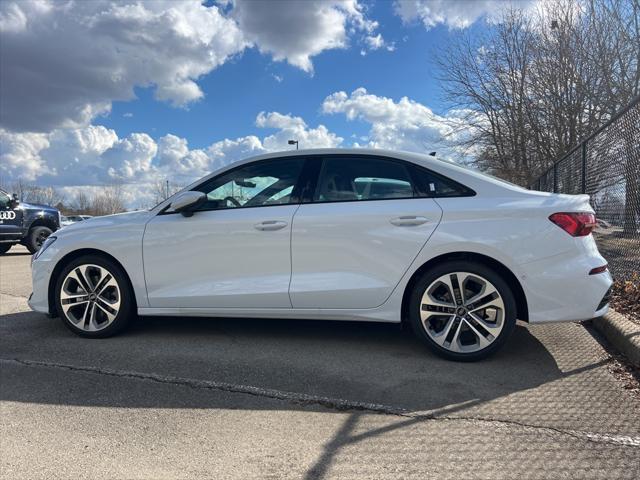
top-left (254, 220), bottom-right (288, 231)
top-left (390, 216), bottom-right (429, 227)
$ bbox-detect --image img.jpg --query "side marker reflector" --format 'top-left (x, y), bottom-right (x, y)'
top-left (589, 265), bottom-right (608, 275)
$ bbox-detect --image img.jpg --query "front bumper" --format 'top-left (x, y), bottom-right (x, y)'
top-left (28, 256), bottom-right (55, 314)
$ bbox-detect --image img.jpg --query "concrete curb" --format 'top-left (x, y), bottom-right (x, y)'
top-left (592, 310), bottom-right (640, 367)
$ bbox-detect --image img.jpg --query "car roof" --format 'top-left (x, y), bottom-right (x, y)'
top-left (208, 148), bottom-right (530, 194)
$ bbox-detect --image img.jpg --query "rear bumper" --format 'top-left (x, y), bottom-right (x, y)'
top-left (519, 251), bottom-right (613, 324)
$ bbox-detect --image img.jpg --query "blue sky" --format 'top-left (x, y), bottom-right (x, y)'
top-left (100, 3), bottom-right (468, 149)
top-left (0, 0), bottom-right (519, 207)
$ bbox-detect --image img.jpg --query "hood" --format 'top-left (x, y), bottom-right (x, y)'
top-left (19, 201), bottom-right (59, 212)
top-left (58, 210), bottom-right (153, 234)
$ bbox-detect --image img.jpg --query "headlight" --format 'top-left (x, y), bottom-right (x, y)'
top-left (33, 235), bottom-right (56, 260)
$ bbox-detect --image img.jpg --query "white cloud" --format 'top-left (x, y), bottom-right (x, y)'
top-left (227, 0), bottom-right (379, 73)
top-left (256, 112), bottom-right (343, 150)
top-left (0, 130), bottom-right (51, 183)
top-left (322, 87), bottom-right (478, 160)
top-left (0, 112), bottom-right (341, 208)
top-left (364, 33), bottom-right (394, 52)
top-left (0, 0), bottom-right (247, 133)
top-left (393, 0), bottom-right (536, 29)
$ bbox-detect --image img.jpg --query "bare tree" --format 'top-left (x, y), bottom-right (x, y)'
top-left (72, 190), bottom-right (92, 213)
top-left (436, 0), bottom-right (640, 185)
top-left (10, 181), bottom-right (66, 206)
top-left (150, 179), bottom-right (183, 205)
top-left (91, 183), bottom-right (125, 216)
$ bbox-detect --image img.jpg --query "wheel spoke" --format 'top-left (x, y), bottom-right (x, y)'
top-left (61, 299), bottom-right (89, 316)
top-left (63, 271), bottom-right (89, 296)
top-left (73, 267), bottom-right (93, 293)
top-left (467, 312), bottom-right (502, 335)
top-left (96, 298), bottom-right (118, 318)
top-left (436, 275), bottom-right (459, 306)
top-left (421, 303), bottom-right (456, 314)
top-left (466, 289), bottom-right (502, 312)
top-left (81, 301), bottom-right (93, 327)
top-left (428, 315), bottom-right (456, 347)
top-left (86, 303), bottom-right (102, 331)
top-left (60, 290), bottom-right (90, 302)
top-left (449, 273), bottom-right (466, 305)
top-left (462, 318), bottom-right (491, 349)
top-left (95, 273), bottom-right (116, 296)
top-left (446, 318), bottom-right (465, 352)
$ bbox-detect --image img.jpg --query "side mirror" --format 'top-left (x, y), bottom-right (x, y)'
top-left (10, 193), bottom-right (19, 208)
top-left (170, 191), bottom-right (206, 217)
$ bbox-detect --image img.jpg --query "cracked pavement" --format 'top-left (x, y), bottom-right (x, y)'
top-left (1, 246), bottom-right (639, 479)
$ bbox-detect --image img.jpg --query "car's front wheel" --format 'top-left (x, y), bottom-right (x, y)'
top-left (409, 261), bottom-right (517, 361)
top-left (55, 255), bottom-right (134, 338)
top-left (0, 243), bottom-right (12, 255)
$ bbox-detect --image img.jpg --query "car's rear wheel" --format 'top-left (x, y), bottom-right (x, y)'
top-left (25, 226), bottom-right (53, 254)
top-left (0, 243), bottom-right (12, 255)
top-left (409, 261), bottom-right (517, 361)
top-left (55, 255), bottom-right (134, 338)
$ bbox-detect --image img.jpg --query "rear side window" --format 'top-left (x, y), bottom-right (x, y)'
top-left (315, 157), bottom-right (415, 202)
top-left (410, 165), bottom-right (475, 198)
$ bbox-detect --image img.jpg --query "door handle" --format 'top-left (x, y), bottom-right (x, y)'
top-left (390, 216), bottom-right (429, 227)
top-left (254, 220), bottom-right (288, 231)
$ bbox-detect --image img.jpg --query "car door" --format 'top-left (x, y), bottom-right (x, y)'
top-left (0, 190), bottom-right (23, 238)
top-left (143, 157), bottom-right (305, 309)
top-left (289, 155), bottom-right (443, 309)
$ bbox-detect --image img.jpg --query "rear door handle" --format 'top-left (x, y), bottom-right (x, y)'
top-left (390, 216), bottom-right (429, 227)
top-left (254, 220), bottom-right (288, 231)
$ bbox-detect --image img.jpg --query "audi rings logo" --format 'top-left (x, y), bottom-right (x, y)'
top-left (0, 211), bottom-right (16, 220)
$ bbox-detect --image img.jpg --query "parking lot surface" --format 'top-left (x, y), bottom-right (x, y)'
top-left (1, 245), bottom-right (639, 479)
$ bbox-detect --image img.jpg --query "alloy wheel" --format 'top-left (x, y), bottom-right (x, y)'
top-left (420, 272), bottom-right (505, 353)
top-left (60, 264), bottom-right (121, 332)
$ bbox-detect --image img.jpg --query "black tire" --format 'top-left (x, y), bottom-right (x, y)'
top-left (0, 243), bottom-right (12, 255)
top-left (25, 226), bottom-right (53, 254)
top-left (409, 260), bottom-right (517, 362)
top-left (54, 254), bottom-right (135, 338)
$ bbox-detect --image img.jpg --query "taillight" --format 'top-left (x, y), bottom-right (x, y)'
top-left (549, 212), bottom-right (597, 236)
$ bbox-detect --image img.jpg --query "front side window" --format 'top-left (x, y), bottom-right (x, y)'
top-left (315, 157), bottom-right (415, 202)
top-left (195, 158), bottom-right (304, 210)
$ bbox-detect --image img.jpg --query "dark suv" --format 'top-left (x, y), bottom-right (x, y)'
top-left (0, 188), bottom-right (61, 255)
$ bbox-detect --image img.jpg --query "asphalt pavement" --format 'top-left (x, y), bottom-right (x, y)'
top-left (1, 245), bottom-right (639, 479)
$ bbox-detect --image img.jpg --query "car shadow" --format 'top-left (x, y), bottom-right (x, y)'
top-left (1, 311), bottom-right (591, 414)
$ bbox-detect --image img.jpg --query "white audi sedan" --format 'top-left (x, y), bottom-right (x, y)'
top-left (29, 149), bottom-right (612, 361)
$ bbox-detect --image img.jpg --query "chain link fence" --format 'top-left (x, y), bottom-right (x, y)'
top-left (530, 97), bottom-right (640, 280)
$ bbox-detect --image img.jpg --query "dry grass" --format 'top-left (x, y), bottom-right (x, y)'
top-left (610, 272), bottom-right (640, 324)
